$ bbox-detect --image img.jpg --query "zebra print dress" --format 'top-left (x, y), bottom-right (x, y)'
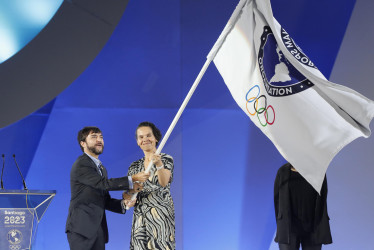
top-left (127, 153), bottom-right (175, 250)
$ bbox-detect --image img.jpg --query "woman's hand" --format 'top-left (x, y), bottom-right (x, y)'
top-left (151, 153), bottom-right (163, 167)
top-left (151, 154), bottom-right (171, 187)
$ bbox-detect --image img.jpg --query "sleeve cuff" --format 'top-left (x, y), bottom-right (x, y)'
top-left (121, 200), bottom-right (126, 213)
top-left (128, 176), bottom-right (133, 190)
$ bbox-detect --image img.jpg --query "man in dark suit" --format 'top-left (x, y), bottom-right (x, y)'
top-left (66, 126), bottom-right (149, 250)
top-left (274, 162), bottom-right (332, 250)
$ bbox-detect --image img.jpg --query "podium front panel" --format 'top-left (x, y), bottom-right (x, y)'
top-left (0, 208), bottom-right (36, 250)
top-left (0, 190), bottom-right (56, 249)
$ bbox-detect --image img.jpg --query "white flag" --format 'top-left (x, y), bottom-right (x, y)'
top-left (210, 0), bottom-right (374, 192)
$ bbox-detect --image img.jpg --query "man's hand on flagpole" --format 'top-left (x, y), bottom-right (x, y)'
top-left (124, 197), bottom-right (136, 208)
top-left (124, 181), bottom-right (145, 210)
top-left (123, 189), bottom-right (139, 210)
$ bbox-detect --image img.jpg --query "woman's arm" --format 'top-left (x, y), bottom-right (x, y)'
top-left (153, 154), bottom-right (173, 187)
top-left (157, 168), bottom-right (171, 187)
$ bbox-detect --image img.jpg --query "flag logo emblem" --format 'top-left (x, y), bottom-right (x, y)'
top-left (258, 26), bottom-right (314, 97)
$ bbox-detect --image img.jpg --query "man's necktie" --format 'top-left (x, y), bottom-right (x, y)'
top-left (98, 163), bottom-right (103, 176)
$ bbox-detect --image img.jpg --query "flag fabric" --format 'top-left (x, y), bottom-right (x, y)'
top-left (210, 0), bottom-right (374, 192)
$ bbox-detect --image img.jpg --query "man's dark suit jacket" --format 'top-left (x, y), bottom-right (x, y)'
top-left (274, 163), bottom-right (332, 245)
top-left (65, 153), bottom-right (130, 243)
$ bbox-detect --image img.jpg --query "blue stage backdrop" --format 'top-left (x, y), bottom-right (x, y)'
top-left (0, 0), bottom-right (373, 249)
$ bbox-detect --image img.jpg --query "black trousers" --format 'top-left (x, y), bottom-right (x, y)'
top-left (67, 225), bottom-right (105, 250)
top-left (278, 230), bottom-right (322, 250)
top-left (279, 243), bottom-right (322, 250)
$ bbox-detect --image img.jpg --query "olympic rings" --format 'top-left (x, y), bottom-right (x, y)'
top-left (245, 84), bottom-right (275, 126)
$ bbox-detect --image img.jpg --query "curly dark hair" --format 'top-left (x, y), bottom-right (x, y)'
top-left (135, 122), bottom-right (162, 146)
top-left (77, 126), bottom-right (102, 152)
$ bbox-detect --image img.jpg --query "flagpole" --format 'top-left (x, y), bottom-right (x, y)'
top-left (126, 0), bottom-right (249, 209)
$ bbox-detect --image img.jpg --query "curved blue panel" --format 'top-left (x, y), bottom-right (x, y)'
top-left (0, 0), bottom-right (63, 63)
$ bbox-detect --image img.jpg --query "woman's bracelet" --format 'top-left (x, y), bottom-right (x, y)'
top-left (156, 164), bottom-right (164, 171)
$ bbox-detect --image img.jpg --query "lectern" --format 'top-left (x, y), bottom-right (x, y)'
top-left (0, 190), bottom-right (55, 250)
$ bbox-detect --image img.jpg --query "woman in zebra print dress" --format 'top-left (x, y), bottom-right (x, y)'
top-left (123, 122), bottom-right (175, 250)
